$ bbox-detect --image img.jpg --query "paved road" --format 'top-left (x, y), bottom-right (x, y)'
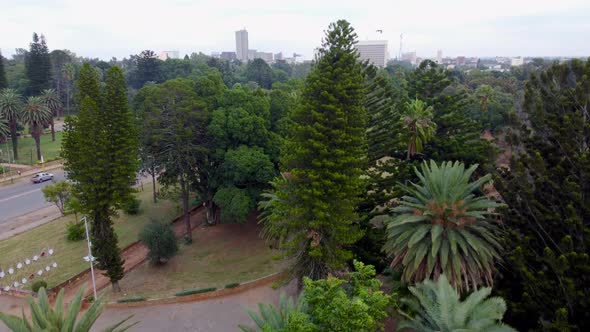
top-left (0, 170), bottom-right (66, 224)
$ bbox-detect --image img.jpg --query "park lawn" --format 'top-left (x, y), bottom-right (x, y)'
top-left (0, 185), bottom-right (176, 290)
top-left (101, 216), bottom-right (287, 301)
top-left (13, 131), bottom-right (63, 165)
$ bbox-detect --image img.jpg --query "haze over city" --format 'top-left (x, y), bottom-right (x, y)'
top-left (1, 0), bottom-right (590, 60)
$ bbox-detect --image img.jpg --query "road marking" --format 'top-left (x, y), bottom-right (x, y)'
top-left (0, 188), bottom-right (41, 204)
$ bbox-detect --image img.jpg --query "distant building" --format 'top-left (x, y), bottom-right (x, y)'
top-left (220, 52), bottom-right (237, 61)
top-left (274, 52), bottom-right (283, 61)
top-left (511, 56), bottom-right (524, 66)
top-left (211, 51), bottom-right (220, 58)
top-left (354, 40), bottom-right (389, 67)
top-left (436, 50), bottom-right (443, 64)
top-left (456, 56), bottom-right (466, 66)
top-left (402, 51), bottom-right (417, 65)
top-left (157, 50), bottom-right (179, 61)
top-left (235, 29), bottom-right (249, 61)
top-left (254, 51), bottom-right (274, 63)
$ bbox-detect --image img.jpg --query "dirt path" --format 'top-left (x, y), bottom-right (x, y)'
top-left (60, 208), bottom-right (206, 304)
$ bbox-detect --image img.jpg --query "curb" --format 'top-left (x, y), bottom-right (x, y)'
top-left (105, 272), bottom-right (286, 308)
top-left (0, 162), bottom-right (64, 184)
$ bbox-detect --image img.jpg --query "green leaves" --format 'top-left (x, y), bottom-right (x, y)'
top-left (384, 160), bottom-right (503, 291)
top-left (399, 275), bottom-right (516, 332)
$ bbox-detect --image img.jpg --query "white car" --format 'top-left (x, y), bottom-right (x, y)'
top-left (31, 172), bottom-right (54, 183)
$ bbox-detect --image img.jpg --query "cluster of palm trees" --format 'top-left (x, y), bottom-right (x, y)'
top-left (0, 88), bottom-right (61, 162)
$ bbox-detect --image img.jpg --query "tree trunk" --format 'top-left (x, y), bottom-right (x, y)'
top-left (34, 126), bottom-right (42, 162)
top-left (112, 281), bottom-right (121, 292)
top-left (10, 120), bottom-right (18, 160)
top-left (151, 172), bottom-right (157, 203)
top-left (206, 199), bottom-right (217, 225)
top-left (50, 116), bottom-right (55, 142)
top-left (181, 179), bottom-right (192, 243)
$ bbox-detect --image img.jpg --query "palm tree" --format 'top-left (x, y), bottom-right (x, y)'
top-left (398, 275), bottom-right (516, 332)
top-left (41, 88), bottom-right (61, 142)
top-left (402, 98), bottom-right (436, 159)
top-left (0, 88), bottom-right (23, 160)
top-left (0, 116), bottom-right (8, 140)
top-left (0, 287), bottom-right (136, 332)
top-left (383, 160), bottom-right (503, 292)
top-left (21, 96), bottom-right (51, 162)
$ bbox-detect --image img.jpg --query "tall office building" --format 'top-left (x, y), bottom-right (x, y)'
top-left (354, 40), bottom-right (389, 67)
top-left (235, 29), bottom-right (249, 61)
top-left (436, 50), bottom-right (443, 64)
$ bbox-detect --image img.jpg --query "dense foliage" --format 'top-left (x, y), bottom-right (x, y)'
top-left (139, 221), bottom-right (178, 265)
top-left (240, 261), bottom-right (393, 332)
top-left (495, 58), bottom-right (590, 330)
top-left (260, 20), bottom-right (366, 280)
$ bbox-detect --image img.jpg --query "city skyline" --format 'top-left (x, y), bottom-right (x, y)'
top-left (1, 0), bottom-right (589, 60)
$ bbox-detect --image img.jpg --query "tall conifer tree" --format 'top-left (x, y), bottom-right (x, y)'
top-left (25, 33), bottom-right (52, 96)
top-left (62, 64), bottom-right (138, 291)
top-left (260, 20), bottom-right (366, 280)
top-left (0, 51), bottom-right (7, 90)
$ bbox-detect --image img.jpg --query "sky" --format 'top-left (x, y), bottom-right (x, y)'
top-left (1, 0), bottom-right (589, 60)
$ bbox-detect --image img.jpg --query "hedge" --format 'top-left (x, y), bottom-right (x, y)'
top-left (116, 296), bottom-right (147, 303)
top-left (174, 287), bottom-right (217, 297)
top-left (224, 282), bottom-right (240, 289)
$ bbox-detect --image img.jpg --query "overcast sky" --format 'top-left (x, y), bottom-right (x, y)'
top-left (1, 0), bottom-right (589, 60)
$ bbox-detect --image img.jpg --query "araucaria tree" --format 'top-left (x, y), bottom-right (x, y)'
top-left (41, 88), bottom-right (61, 141)
top-left (21, 96), bottom-right (51, 161)
top-left (25, 33), bottom-right (52, 96)
top-left (260, 20), bottom-right (366, 280)
top-left (62, 63), bottom-right (138, 291)
top-left (384, 161), bottom-right (503, 292)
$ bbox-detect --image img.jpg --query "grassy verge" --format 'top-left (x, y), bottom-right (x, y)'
top-left (0, 184), bottom-right (175, 290)
top-left (99, 218), bottom-right (286, 301)
top-left (11, 131), bottom-right (63, 165)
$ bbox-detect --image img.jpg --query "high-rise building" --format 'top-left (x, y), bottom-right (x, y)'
top-left (220, 52), bottom-right (237, 61)
top-left (436, 50), bottom-right (443, 64)
top-left (511, 56), bottom-right (524, 66)
top-left (274, 52), bottom-right (283, 61)
top-left (354, 40), bottom-right (389, 67)
top-left (402, 51), bottom-right (417, 65)
top-left (248, 49), bottom-right (257, 61)
top-left (235, 29), bottom-right (249, 61)
top-left (157, 50), bottom-right (179, 61)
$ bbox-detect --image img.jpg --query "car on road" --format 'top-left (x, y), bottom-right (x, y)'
top-left (31, 172), bottom-right (54, 183)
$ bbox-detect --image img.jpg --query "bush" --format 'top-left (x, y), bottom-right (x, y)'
top-left (123, 198), bottom-right (141, 215)
top-left (138, 221), bottom-right (178, 264)
top-left (32, 281), bottom-right (47, 293)
top-left (66, 221), bottom-right (86, 241)
top-left (225, 282), bottom-right (240, 289)
top-left (175, 287), bottom-right (217, 297)
top-left (116, 296), bottom-right (146, 303)
top-left (86, 295), bottom-right (94, 303)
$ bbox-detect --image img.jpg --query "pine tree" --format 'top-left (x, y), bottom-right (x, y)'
top-left (25, 33), bottom-right (52, 96)
top-left (260, 20), bottom-right (366, 280)
top-left (62, 63), bottom-right (138, 291)
top-left (495, 58), bottom-right (590, 331)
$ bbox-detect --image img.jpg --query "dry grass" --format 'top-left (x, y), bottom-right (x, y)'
top-left (100, 218), bottom-right (286, 301)
top-left (0, 185), bottom-right (176, 290)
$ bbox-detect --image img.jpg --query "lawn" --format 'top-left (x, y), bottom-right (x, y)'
top-left (0, 185), bottom-right (176, 290)
top-left (100, 215), bottom-right (287, 301)
top-left (12, 131), bottom-right (63, 165)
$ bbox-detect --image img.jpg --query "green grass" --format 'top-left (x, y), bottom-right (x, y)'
top-left (99, 219), bottom-right (287, 300)
top-left (12, 131), bottom-right (63, 165)
top-left (0, 185), bottom-right (176, 290)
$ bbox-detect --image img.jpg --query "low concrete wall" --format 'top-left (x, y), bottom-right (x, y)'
top-left (106, 272), bottom-right (286, 308)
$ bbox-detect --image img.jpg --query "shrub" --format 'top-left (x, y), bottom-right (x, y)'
top-left (31, 281), bottom-right (48, 293)
top-left (175, 287), bottom-right (217, 297)
top-left (123, 198), bottom-right (141, 215)
top-left (66, 221), bottom-right (86, 241)
top-left (225, 282), bottom-right (240, 289)
top-left (86, 295), bottom-right (94, 303)
top-left (138, 221), bottom-right (178, 264)
top-left (116, 296), bottom-right (146, 303)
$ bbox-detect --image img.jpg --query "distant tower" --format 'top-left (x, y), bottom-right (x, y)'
top-left (399, 33), bottom-right (403, 60)
top-left (437, 49), bottom-right (443, 64)
top-left (235, 29), bottom-right (249, 61)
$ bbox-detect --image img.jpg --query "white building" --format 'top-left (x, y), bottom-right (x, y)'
top-left (235, 29), bottom-right (249, 61)
top-left (436, 50), bottom-right (443, 64)
top-left (511, 56), bottom-right (524, 66)
top-left (254, 52), bottom-right (274, 63)
top-left (157, 50), bottom-right (179, 61)
top-left (354, 40), bottom-right (389, 67)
